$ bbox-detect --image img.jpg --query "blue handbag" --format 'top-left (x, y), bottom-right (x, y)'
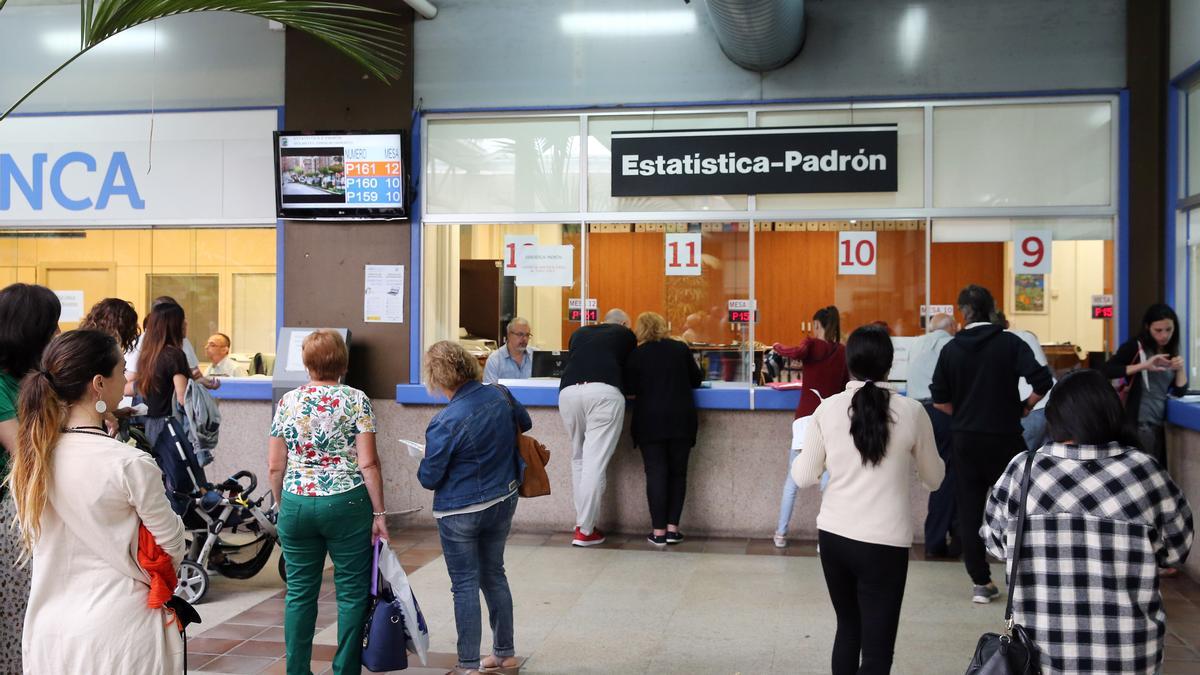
top-left (361, 541), bottom-right (409, 672)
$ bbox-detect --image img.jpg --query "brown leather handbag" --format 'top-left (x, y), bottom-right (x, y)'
top-left (496, 385), bottom-right (551, 498)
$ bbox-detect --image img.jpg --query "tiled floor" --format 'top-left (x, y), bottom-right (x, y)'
top-left (190, 528), bottom-right (1200, 674)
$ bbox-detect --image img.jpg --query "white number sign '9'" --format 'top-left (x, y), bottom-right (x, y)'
top-left (838, 231), bottom-right (877, 276)
top-left (1014, 230), bottom-right (1052, 275)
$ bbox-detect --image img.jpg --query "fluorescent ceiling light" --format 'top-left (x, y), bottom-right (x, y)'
top-left (897, 5), bottom-right (927, 71)
top-left (560, 10), bottom-right (697, 37)
top-left (41, 28), bottom-right (166, 54)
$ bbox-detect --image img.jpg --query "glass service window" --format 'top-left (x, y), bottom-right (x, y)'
top-left (0, 227), bottom-right (277, 370)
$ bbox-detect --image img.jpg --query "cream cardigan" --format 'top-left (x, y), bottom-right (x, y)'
top-left (791, 381), bottom-right (945, 548)
top-left (23, 432), bottom-right (186, 674)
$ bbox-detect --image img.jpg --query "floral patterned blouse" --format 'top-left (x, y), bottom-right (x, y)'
top-left (269, 384), bottom-right (376, 496)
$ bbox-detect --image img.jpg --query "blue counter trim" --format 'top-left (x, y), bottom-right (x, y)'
top-left (396, 384), bottom-right (792, 411)
top-left (212, 379), bottom-right (273, 401)
top-left (1168, 399), bottom-right (1200, 432)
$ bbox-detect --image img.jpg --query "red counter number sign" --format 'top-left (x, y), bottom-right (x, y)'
top-left (838, 231), bottom-right (876, 276)
top-left (1014, 230), bottom-right (1052, 275)
top-left (503, 235), bottom-right (537, 277)
top-left (665, 233), bottom-right (702, 276)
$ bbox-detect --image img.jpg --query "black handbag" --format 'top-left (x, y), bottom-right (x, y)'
top-left (965, 451), bottom-right (1043, 675)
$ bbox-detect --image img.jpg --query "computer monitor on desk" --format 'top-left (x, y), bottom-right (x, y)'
top-left (532, 350), bottom-right (569, 378)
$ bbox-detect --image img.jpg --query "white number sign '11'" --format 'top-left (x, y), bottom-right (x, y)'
top-left (1014, 230), bottom-right (1052, 275)
top-left (838, 231), bottom-right (877, 275)
top-left (665, 233), bottom-right (702, 276)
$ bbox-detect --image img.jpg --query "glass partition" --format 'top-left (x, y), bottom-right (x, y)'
top-left (585, 221), bottom-right (752, 384)
top-left (0, 227), bottom-right (277, 368)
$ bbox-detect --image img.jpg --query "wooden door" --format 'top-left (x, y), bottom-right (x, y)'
top-left (38, 263), bottom-right (116, 331)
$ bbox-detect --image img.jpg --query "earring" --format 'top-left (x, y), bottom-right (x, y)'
top-left (95, 400), bottom-right (107, 415)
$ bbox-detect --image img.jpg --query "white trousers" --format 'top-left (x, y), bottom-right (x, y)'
top-left (558, 382), bottom-right (625, 534)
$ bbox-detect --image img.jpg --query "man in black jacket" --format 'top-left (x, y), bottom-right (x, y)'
top-left (931, 285), bottom-right (1053, 604)
top-left (558, 308), bottom-right (637, 547)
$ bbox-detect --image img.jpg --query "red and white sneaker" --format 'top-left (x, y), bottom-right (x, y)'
top-left (572, 527), bottom-right (606, 547)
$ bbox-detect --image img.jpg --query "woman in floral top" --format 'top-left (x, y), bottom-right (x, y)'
top-left (268, 329), bottom-right (387, 675)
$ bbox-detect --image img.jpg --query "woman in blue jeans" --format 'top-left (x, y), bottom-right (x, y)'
top-left (418, 340), bottom-right (530, 675)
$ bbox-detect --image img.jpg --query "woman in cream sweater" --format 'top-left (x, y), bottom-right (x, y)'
top-left (791, 324), bottom-right (944, 675)
top-left (12, 330), bottom-right (186, 674)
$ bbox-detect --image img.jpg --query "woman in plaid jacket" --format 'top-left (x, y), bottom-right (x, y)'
top-left (983, 369), bottom-right (1193, 675)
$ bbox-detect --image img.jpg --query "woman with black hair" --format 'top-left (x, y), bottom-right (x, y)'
top-left (771, 305), bottom-right (849, 548)
top-left (792, 325), bottom-right (943, 675)
top-left (982, 369), bottom-right (1193, 675)
top-left (0, 282), bottom-right (60, 673)
top-left (1102, 303), bottom-right (1188, 466)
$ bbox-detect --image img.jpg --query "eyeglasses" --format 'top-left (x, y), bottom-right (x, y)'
top-left (509, 331), bottom-right (532, 339)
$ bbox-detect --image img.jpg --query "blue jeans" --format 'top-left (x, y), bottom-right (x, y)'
top-left (437, 493), bottom-right (519, 669)
top-left (777, 447), bottom-right (829, 535)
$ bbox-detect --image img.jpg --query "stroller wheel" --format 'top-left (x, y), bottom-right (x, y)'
top-left (176, 560), bottom-right (210, 604)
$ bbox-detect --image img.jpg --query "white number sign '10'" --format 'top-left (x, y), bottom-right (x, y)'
top-left (838, 231), bottom-right (877, 276)
top-left (665, 232), bottom-right (702, 276)
top-left (1014, 230), bottom-right (1052, 275)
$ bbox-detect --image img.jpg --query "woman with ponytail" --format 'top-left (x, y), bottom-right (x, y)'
top-left (791, 324), bottom-right (944, 675)
top-left (771, 305), bottom-right (849, 547)
top-left (14, 330), bottom-right (185, 673)
top-left (0, 282), bottom-right (60, 673)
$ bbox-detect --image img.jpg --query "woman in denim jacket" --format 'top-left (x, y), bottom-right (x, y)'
top-left (419, 340), bottom-right (531, 675)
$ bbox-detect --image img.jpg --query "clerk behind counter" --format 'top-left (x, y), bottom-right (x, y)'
top-left (483, 317), bottom-right (534, 383)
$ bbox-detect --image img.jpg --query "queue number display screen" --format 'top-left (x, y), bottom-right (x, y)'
top-left (274, 131), bottom-right (405, 219)
top-left (727, 309), bottom-right (758, 323)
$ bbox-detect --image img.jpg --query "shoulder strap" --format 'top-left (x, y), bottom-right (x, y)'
top-left (1004, 450), bottom-right (1037, 624)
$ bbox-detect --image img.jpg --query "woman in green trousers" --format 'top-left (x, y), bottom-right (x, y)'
top-left (269, 329), bottom-right (389, 675)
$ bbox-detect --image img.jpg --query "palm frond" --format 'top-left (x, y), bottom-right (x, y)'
top-left (1, 0), bottom-right (404, 121)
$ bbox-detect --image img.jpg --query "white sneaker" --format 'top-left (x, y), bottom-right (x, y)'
top-left (773, 533), bottom-right (787, 548)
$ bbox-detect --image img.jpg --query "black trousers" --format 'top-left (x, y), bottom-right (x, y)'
top-left (922, 403), bottom-right (958, 556)
top-left (951, 432), bottom-right (1025, 586)
top-left (818, 530), bottom-right (910, 675)
top-left (639, 439), bottom-right (692, 530)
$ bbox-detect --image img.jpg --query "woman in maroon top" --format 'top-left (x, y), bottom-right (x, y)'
top-left (771, 306), bottom-right (849, 548)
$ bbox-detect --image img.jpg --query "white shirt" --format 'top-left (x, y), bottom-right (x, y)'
top-left (792, 382), bottom-right (945, 547)
top-left (905, 329), bottom-right (953, 401)
top-left (1009, 329), bottom-right (1053, 410)
top-left (207, 357), bottom-right (248, 377)
top-left (125, 335), bottom-right (199, 373)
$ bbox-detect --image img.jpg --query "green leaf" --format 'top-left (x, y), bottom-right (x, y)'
top-left (1, 0), bottom-right (405, 121)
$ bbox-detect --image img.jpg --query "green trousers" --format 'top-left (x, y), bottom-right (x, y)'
top-left (278, 485), bottom-right (373, 675)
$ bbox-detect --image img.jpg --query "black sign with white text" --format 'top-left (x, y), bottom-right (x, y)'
top-left (610, 125), bottom-right (898, 197)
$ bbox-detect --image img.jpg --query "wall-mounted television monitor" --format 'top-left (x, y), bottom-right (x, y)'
top-left (273, 130), bottom-right (405, 220)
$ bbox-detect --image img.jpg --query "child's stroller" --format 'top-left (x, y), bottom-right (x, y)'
top-left (131, 419), bottom-right (283, 604)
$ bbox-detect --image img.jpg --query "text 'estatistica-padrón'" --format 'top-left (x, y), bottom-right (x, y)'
top-left (620, 148), bottom-right (889, 177)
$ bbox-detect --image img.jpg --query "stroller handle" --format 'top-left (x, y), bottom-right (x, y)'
top-left (224, 470), bottom-right (258, 497)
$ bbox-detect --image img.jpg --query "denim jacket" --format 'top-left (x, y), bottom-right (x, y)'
top-left (418, 381), bottom-right (532, 511)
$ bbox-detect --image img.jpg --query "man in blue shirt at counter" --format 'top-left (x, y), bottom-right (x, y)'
top-left (483, 317), bottom-right (533, 384)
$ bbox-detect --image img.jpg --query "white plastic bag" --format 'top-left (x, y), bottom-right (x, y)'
top-left (377, 544), bottom-right (430, 666)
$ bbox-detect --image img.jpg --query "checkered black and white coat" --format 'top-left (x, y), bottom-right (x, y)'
top-left (982, 443), bottom-right (1194, 675)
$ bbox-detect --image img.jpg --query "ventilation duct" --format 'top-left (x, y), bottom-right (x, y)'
top-left (704, 0), bottom-right (805, 72)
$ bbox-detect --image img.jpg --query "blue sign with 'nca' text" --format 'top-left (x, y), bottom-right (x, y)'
top-left (0, 151), bottom-right (145, 211)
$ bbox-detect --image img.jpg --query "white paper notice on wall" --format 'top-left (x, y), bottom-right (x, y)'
top-left (285, 330), bottom-right (314, 372)
top-left (1014, 230), bottom-right (1052, 275)
top-left (503, 235), bottom-right (538, 277)
top-left (516, 245), bottom-right (574, 287)
top-left (364, 264), bottom-right (405, 323)
top-left (664, 232), bottom-right (702, 276)
top-left (838, 231), bottom-right (877, 275)
top-left (54, 290), bottom-right (85, 322)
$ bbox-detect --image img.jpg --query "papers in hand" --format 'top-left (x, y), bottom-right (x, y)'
top-left (400, 439), bottom-right (425, 459)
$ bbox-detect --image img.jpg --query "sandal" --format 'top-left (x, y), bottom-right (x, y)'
top-left (480, 655), bottom-right (520, 672)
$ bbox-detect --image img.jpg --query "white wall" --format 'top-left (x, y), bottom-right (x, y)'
top-left (0, 4), bottom-right (284, 114)
top-left (415, 0), bottom-right (1125, 109)
top-left (1172, 0), bottom-right (1200, 79)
